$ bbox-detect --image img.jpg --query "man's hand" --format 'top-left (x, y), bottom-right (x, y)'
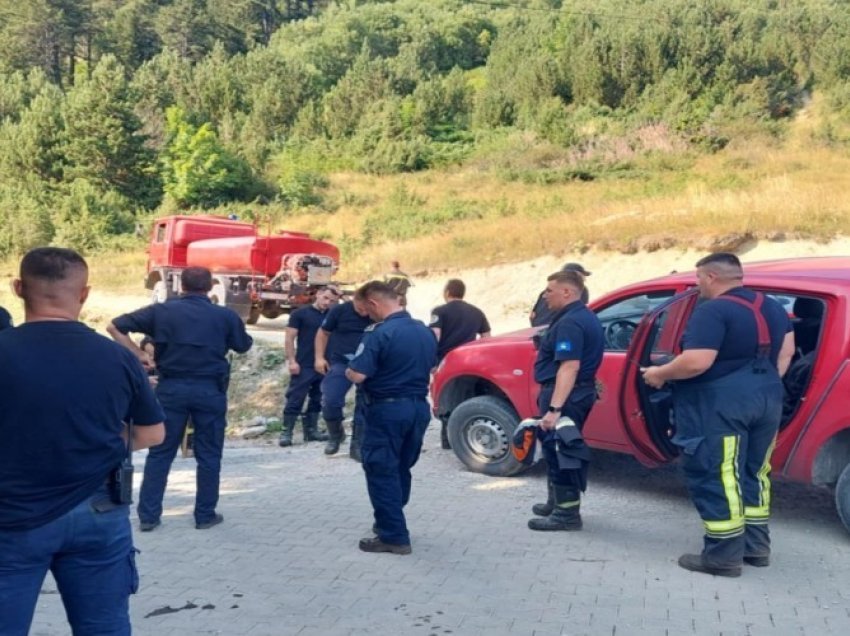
top-left (139, 350), bottom-right (155, 372)
top-left (539, 410), bottom-right (559, 430)
top-left (641, 366), bottom-right (666, 389)
top-left (314, 357), bottom-right (329, 375)
top-left (288, 360), bottom-right (301, 376)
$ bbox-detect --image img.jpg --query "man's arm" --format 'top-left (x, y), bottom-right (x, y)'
top-left (431, 327), bottom-right (442, 342)
top-left (479, 331), bottom-right (491, 339)
top-left (227, 314), bottom-right (253, 353)
top-left (346, 368), bottom-right (367, 384)
top-left (778, 331), bottom-right (795, 378)
top-left (284, 326), bottom-right (300, 375)
top-left (642, 349), bottom-right (717, 389)
top-left (314, 328), bottom-right (330, 374)
top-left (127, 422), bottom-right (165, 451)
top-left (107, 322), bottom-right (153, 370)
top-left (540, 360), bottom-right (580, 430)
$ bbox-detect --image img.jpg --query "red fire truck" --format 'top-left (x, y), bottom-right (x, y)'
top-left (145, 215), bottom-right (340, 323)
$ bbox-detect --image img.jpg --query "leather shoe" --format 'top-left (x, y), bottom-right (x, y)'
top-left (744, 555), bottom-right (770, 567)
top-left (139, 520), bottom-right (160, 532)
top-left (677, 553), bottom-right (741, 577)
top-left (195, 513), bottom-right (224, 530)
top-left (358, 536), bottom-right (411, 555)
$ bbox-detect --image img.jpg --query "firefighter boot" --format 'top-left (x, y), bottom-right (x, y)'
top-left (532, 480), bottom-right (554, 517)
top-left (278, 414), bottom-right (298, 447)
top-left (302, 411), bottom-right (328, 442)
top-left (527, 485), bottom-right (582, 531)
top-left (324, 419), bottom-right (346, 455)
top-left (350, 421), bottom-right (363, 463)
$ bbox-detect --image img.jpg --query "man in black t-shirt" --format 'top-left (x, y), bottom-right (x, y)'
top-left (0, 247), bottom-right (164, 636)
top-left (429, 279), bottom-right (491, 448)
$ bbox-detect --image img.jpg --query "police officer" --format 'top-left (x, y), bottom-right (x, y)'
top-left (108, 266), bottom-right (253, 531)
top-left (0, 306), bottom-right (11, 330)
top-left (529, 262), bottom-right (591, 327)
top-left (0, 247), bottom-right (165, 635)
top-left (528, 269), bottom-right (604, 532)
top-left (346, 281), bottom-right (437, 554)
top-left (280, 285), bottom-right (342, 447)
top-left (314, 294), bottom-right (372, 459)
top-left (429, 278), bottom-right (491, 449)
top-left (643, 253), bottom-right (794, 577)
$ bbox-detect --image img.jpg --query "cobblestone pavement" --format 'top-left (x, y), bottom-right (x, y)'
top-left (31, 424), bottom-right (850, 636)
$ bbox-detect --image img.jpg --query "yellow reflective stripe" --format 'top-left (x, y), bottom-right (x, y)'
top-left (704, 435), bottom-right (744, 536)
top-left (744, 437), bottom-right (775, 523)
top-left (556, 500), bottom-right (580, 509)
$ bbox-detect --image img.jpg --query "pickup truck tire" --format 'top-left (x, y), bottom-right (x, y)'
top-left (835, 462), bottom-right (850, 533)
top-left (447, 395), bottom-right (527, 477)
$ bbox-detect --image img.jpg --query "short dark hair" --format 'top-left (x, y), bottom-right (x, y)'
top-left (182, 267), bottom-right (213, 293)
top-left (444, 278), bottom-right (465, 299)
top-left (547, 269), bottom-right (585, 292)
top-left (140, 336), bottom-right (155, 350)
top-left (354, 280), bottom-right (398, 302)
top-left (695, 252), bottom-right (742, 269)
top-left (20, 247), bottom-right (87, 281)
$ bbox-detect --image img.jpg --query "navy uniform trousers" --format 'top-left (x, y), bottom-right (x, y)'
top-left (672, 364), bottom-right (783, 566)
top-left (283, 367), bottom-right (322, 417)
top-left (138, 377), bottom-right (227, 526)
top-left (537, 384), bottom-right (596, 493)
top-left (321, 362), bottom-right (367, 428)
top-left (361, 397), bottom-right (431, 546)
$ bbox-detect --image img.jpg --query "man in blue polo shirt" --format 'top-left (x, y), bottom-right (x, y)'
top-left (0, 247), bottom-right (164, 636)
top-left (528, 269), bottom-right (604, 532)
top-left (108, 267), bottom-right (253, 532)
top-left (643, 252), bottom-right (794, 577)
top-left (314, 296), bottom-right (372, 459)
top-left (346, 281), bottom-right (437, 555)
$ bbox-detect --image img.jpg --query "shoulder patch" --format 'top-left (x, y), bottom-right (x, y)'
top-left (429, 313), bottom-right (439, 325)
top-left (556, 340), bottom-right (572, 352)
top-left (364, 323), bottom-right (378, 332)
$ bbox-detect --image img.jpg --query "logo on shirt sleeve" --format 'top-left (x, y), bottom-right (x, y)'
top-left (429, 314), bottom-right (439, 326)
top-left (352, 342), bottom-right (365, 359)
top-left (556, 340), bottom-right (572, 352)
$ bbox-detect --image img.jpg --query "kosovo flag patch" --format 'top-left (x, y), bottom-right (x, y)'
top-left (556, 340), bottom-right (572, 352)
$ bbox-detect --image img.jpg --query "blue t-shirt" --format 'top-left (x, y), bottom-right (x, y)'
top-left (348, 311), bottom-right (437, 400)
top-left (0, 306), bottom-right (11, 330)
top-left (679, 287), bottom-right (792, 385)
top-left (534, 301), bottom-right (604, 385)
top-left (0, 321), bottom-right (164, 531)
top-left (321, 301), bottom-right (372, 365)
top-left (288, 304), bottom-right (326, 365)
top-left (112, 294), bottom-right (253, 382)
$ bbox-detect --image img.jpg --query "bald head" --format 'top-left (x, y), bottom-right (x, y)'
top-left (15, 247), bottom-right (90, 321)
top-left (695, 252), bottom-right (744, 298)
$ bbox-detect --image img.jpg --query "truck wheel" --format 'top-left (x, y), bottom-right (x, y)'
top-left (246, 306), bottom-right (261, 325)
top-left (209, 279), bottom-right (227, 306)
top-left (447, 395), bottom-right (527, 477)
top-left (151, 280), bottom-right (169, 304)
top-left (835, 462), bottom-right (850, 534)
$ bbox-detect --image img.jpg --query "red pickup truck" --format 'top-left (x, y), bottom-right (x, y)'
top-left (431, 257), bottom-right (850, 533)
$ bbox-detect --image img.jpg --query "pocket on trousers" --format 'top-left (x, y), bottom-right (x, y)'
top-left (128, 548), bottom-right (140, 595)
top-left (362, 444), bottom-right (393, 476)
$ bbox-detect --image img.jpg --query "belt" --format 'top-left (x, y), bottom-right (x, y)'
top-left (363, 395), bottom-right (424, 406)
top-left (542, 379), bottom-right (595, 389)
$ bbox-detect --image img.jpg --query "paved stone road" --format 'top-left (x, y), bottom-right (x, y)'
top-left (31, 424), bottom-right (850, 636)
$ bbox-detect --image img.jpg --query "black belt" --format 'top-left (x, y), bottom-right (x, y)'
top-left (541, 379), bottom-right (595, 389)
top-left (363, 395), bottom-right (424, 406)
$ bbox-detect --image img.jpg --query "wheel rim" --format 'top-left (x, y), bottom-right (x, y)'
top-left (463, 416), bottom-right (510, 461)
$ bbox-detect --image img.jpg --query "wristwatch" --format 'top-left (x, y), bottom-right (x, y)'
top-left (547, 405), bottom-right (561, 413)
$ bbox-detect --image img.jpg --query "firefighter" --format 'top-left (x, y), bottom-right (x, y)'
top-left (529, 262), bottom-right (591, 327)
top-left (280, 285), bottom-right (342, 447)
top-left (346, 281), bottom-right (437, 554)
top-left (528, 269), bottom-right (604, 532)
top-left (642, 252), bottom-right (794, 577)
top-left (108, 267), bottom-right (253, 532)
top-left (314, 295), bottom-right (372, 460)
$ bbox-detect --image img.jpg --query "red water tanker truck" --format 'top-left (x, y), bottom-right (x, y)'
top-left (145, 215), bottom-right (340, 323)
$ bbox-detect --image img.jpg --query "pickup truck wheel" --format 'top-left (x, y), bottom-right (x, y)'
top-left (447, 395), bottom-right (526, 477)
top-left (835, 462), bottom-right (850, 534)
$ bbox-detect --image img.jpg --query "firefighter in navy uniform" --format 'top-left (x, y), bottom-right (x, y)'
top-left (346, 281), bottom-right (437, 555)
top-left (528, 269), bottom-right (604, 532)
top-left (643, 252), bottom-right (794, 577)
top-left (108, 267), bottom-right (253, 532)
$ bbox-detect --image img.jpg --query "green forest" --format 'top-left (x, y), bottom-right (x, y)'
top-left (1, 0), bottom-right (849, 259)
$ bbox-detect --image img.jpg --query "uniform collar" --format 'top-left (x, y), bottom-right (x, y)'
top-left (181, 293), bottom-right (212, 303)
top-left (549, 299), bottom-right (583, 324)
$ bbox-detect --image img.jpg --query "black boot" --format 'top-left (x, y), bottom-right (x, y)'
top-left (302, 411), bottom-right (328, 442)
top-left (440, 418), bottom-right (451, 450)
top-left (532, 480), bottom-right (554, 517)
top-left (528, 485), bottom-right (582, 531)
top-left (279, 414), bottom-right (298, 447)
top-left (324, 419), bottom-right (346, 455)
top-left (350, 421), bottom-right (363, 463)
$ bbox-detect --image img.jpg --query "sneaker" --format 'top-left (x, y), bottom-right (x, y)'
top-left (358, 536), bottom-right (411, 555)
top-left (743, 555), bottom-right (770, 567)
top-left (677, 553), bottom-right (741, 577)
top-left (195, 513), bottom-right (224, 530)
top-left (139, 520), bottom-right (161, 532)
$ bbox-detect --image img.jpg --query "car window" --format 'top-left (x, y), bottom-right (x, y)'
top-left (595, 290), bottom-right (676, 350)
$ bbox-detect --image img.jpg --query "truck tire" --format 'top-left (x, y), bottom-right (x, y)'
top-left (151, 280), bottom-right (169, 304)
top-left (447, 395), bottom-right (527, 477)
top-left (246, 306), bottom-right (261, 325)
top-left (835, 462), bottom-right (850, 534)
